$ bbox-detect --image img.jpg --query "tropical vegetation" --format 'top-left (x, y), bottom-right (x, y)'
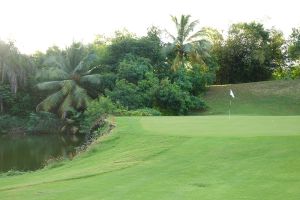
top-left (0, 15), bottom-right (299, 135)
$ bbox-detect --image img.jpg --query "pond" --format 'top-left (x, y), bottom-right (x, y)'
top-left (0, 133), bottom-right (85, 173)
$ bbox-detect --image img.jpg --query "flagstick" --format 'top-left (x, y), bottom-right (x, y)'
top-left (229, 99), bottom-right (231, 120)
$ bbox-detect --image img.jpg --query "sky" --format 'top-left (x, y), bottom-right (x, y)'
top-left (0, 0), bottom-right (299, 54)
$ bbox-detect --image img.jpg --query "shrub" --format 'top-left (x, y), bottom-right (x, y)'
top-left (118, 54), bottom-right (152, 84)
top-left (81, 97), bottom-right (119, 132)
top-left (0, 115), bottom-right (28, 134)
top-left (155, 79), bottom-right (205, 115)
top-left (272, 65), bottom-right (300, 80)
top-left (106, 79), bottom-right (144, 109)
top-left (125, 108), bottom-right (161, 116)
top-left (27, 112), bottom-right (62, 134)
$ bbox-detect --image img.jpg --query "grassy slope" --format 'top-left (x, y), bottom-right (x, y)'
top-left (1, 80), bottom-right (300, 200)
top-left (1, 116), bottom-right (300, 200)
top-left (201, 79), bottom-right (300, 115)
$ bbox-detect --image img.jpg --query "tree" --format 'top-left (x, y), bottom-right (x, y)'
top-left (155, 79), bottom-right (204, 115)
top-left (102, 28), bottom-right (163, 71)
top-left (35, 42), bottom-right (102, 118)
top-left (288, 28), bottom-right (300, 62)
top-left (218, 22), bottom-right (285, 83)
top-left (165, 15), bottom-right (211, 71)
top-left (118, 54), bottom-right (152, 84)
top-left (0, 40), bottom-right (29, 94)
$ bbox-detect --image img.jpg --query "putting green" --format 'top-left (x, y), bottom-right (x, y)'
top-left (140, 116), bottom-right (300, 137)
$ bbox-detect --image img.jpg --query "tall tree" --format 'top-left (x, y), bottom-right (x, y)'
top-left (165, 15), bottom-right (211, 71)
top-left (218, 22), bottom-right (285, 83)
top-left (35, 43), bottom-right (102, 118)
top-left (0, 40), bottom-right (30, 113)
top-left (288, 27), bottom-right (300, 62)
top-left (0, 40), bottom-right (29, 94)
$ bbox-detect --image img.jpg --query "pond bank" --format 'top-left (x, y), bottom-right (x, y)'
top-left (0, 116), bottom-right (115, 173)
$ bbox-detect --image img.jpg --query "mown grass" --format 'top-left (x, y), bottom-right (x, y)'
top-left (201, 79), bottom-right (300, 115)
top-left (0, 115), bottom-right (300, 200)
top-left (1, 80), bottom-right (300, 199)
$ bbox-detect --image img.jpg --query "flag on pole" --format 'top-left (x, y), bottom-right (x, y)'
top-left (230, 89), bottom-right (235, 98)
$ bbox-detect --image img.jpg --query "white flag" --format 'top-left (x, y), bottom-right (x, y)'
top-left (230, 89), bottom-right (235, 98)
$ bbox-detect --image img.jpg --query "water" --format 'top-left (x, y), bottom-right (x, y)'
top-left (0, 133), bottom-right (84, 173)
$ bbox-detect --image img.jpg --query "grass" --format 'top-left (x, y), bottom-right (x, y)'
top-left (1, 79), bottom-right (300, 199)
top-left (0, 116), bottom-right (300, 200)
top-left (201, 79), bottom-right (300, 115)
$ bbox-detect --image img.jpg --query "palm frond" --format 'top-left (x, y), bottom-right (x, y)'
top-left (183, 19), bottom-right (198, 34)
top-left (72, 85), bottom-right (90, 109)
top-left (189, 52), bottom-right (206, 66)
top-left (171, 15), bottom-right (180, 33)
top-left (165, 30), bottom-right (176, 42)
top-left (186, 30), bottom-right (207, 43)
top-left (84, 66), bottom-right (99, 75)
top-left (35, 67), bottom-right (69, 81)
top-left (171, 54), bottom-right (183, 71)
top-left (194, 39), bottom-right (212, 57)
top-left (36, 90), bottom-right (65, 112)
top-left (183, 43), bottom-right (193, 54)
top-left (58, 94), bottom-right (74, 118)
top-left (36, 81), bottom-right (62, 91)
top-left (43, 55), bottom-right (68, 72)
top-left (179, 15), bottom-right (191, 43)
top-left (80, 74), bottom-right (102, 85)
top-left (65, 43), bottom-right (87, 72)
top-left (73, 54), bottom-right (98, 75)
top-left (61, 80), bottom-right (76, 95)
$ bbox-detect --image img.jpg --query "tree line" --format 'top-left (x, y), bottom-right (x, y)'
top-left (0, 15), bottom-right (299, 134)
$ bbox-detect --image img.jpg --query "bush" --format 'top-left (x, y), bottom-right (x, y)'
top-left (137, 72), bottom-right (159, 107)
top-left (106, 79), bottom-right (144, 109)
top-left (81, 97), bottom-right (120, 132)
top-left (272, 65), bottom-right (300, 80)
top-left (0, 85), bottom-right (15, 113)
top-left (0, 115), bottom-right (23, 134)
top-left (155, 79), bottom-right (205, 115)
top-left (27, 112), bottom-right (62, 134)
top-left (125, 108), bottom-right (161, 116)
top-left (118, 54), bottom-right (152, 84)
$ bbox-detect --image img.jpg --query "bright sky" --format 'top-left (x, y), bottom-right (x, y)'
top-left (0, 0), bottom-right (299, 54)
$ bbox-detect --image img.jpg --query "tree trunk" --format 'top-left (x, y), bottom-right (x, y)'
top-left (0, 97), bottom-right (3, 113)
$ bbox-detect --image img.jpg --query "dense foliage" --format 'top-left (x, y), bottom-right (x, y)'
top-left (0, 15), bottom-right (299, 134)
top-left (216, 22), bottom-right (286, 83)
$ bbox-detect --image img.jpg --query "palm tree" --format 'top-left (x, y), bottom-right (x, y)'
top-left (36, 43), bottom-right (102, 118)
top-left (0, 41), bottom-right (28, 94)
top-left (166, 15), bottom-right (211, 71)
top-left (0, 41), bottom-right (29, 113)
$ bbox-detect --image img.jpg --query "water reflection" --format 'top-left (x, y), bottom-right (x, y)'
top-left (0, 133), bottom-right (84, 172)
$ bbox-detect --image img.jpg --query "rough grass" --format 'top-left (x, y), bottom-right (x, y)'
top-left (201, 79), bottom-right (300, 115)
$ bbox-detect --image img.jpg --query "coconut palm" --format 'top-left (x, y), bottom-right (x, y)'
top-left (36, 43), bottom-right (101, 118)
top-left (166, 15), bottom-right (211, 71)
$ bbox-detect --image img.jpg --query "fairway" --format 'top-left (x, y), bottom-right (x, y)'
top-left (1, 116), bottom-right (300, 200)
